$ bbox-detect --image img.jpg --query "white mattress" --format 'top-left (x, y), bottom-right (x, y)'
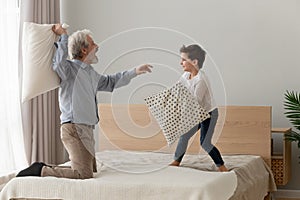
top-left (0, 150), bottom-right (276, 200)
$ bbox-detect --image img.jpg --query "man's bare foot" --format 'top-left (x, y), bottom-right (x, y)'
top-left (218, 165), bottom-right (229, 172)
top-left (169, 160), bottom-right (180, 166)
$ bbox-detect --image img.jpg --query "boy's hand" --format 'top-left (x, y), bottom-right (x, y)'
top-left (136, 64), bottom-right (153, 75)
top-left (52, 23), bottom-right (67, 36)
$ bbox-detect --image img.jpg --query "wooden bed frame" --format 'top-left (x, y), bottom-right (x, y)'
top-left (0, 104), bottom-right (273, 200)
top-left (98, 104), bottom-right (272, 167)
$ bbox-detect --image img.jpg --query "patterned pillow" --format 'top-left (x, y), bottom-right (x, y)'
top-left (144, 82), bottom-right (210, 146)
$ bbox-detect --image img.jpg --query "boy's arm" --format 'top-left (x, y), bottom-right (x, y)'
top-left (194, 79), bottom-right (208, 105)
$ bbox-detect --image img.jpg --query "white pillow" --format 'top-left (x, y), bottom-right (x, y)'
top-left (22, 22), bottom-right (60, 102)
top-left (144, 82), bottom-right (210, 146)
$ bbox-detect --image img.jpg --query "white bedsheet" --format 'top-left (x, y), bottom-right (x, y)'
top-left (0, 151), bottom-right (237, 200)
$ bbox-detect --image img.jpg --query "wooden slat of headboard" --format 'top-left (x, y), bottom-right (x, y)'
top-left (98, 104), bottom-right (166, 151)
top-left (98, 104), bottom-right (271, 166)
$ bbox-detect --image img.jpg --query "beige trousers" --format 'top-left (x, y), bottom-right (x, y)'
top-left (41, 123), bottom-right (97, 179)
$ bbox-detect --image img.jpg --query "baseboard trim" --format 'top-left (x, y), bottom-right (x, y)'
top-left (274, 189), bottom-right (300, 198)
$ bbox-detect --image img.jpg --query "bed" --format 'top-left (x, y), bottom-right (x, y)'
top-left (0, 104), bottom-right (276, 200)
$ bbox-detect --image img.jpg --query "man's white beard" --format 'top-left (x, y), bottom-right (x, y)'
top-left (85, 50), bottom-right (99, 64)
top-left (90, 55), bottom-right (98, 64)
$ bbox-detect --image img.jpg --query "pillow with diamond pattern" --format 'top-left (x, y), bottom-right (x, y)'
top-left (144, 82), bottom-right (210, 146)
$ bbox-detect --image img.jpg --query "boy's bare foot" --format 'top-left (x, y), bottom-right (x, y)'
top-left (218, 165), bottom-right (229, 172)
top-left (169, 160), bottom-right (180, 166)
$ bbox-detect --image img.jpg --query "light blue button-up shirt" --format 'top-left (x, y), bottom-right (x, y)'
top-left (52, 34), bottom-right (137, 126)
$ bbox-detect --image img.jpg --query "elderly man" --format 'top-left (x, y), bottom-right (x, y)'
top-left (17, 24), bottom-right (152, 179)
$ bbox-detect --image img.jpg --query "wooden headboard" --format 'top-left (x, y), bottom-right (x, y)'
top-left (98, 104), bottom-right (272, 166)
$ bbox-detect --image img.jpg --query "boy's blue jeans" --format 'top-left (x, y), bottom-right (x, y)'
top-left (174, 108), bottom-right (225, 167)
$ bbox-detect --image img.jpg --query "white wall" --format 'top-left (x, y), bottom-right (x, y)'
top-left (61, 0), bottom-right (300, 189)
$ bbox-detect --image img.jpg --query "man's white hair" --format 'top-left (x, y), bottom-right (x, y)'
top-left (68, 29), bottom-right (93, 60)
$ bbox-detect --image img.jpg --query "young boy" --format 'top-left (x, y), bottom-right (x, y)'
top-left (170, 44), bottom-right (228, 172)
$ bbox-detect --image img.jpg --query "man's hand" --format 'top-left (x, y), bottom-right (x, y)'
top-left (52, 23), bottom-right (67, 36)
top-left (135, 64), bottom-right (153, 75)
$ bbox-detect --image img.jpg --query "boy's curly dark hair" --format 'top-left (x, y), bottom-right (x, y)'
top-left (180, 44), bottom-right (206, 69)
